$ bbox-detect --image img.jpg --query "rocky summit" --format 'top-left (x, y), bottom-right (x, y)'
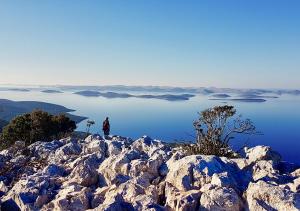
top-left (0, 135), bottom-right (299, 211)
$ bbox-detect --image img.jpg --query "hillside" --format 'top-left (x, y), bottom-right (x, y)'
top-left (0, 135), bottom-right (299, 210)
top-left (0, 99), bottom-right (86, 124)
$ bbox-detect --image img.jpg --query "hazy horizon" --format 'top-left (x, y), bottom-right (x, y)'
top-left (0, 1), bottom-right (299, 89)
top-left (0, 82), bottom-right (299, 91)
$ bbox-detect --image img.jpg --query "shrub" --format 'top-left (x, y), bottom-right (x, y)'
top-left (0, 110), bottom-right (76, 149)
top-left (182, 105), bottom-right (259, 157)
top-left (0, 118), bottom-right (9, 132)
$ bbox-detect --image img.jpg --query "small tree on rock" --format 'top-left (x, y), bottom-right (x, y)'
top-left (190, 105), bottom-right (259, 157)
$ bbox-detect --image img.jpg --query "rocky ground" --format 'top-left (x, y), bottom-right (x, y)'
top-left (0, 135), bottom-right (299, 211)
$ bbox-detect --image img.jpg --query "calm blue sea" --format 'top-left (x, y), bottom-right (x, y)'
top-left (1, 90), bottom-right (300, 164)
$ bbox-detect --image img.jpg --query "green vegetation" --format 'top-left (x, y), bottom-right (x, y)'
top-left (0, 118), bottom-right (9, 132)
top-left (0, 110), bottom-right (76, 150)
top-left (180, 105), bottom-right (259, 157)
top-left (0, 99), bottom-right (86, 124)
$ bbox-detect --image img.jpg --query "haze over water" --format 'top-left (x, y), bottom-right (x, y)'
top-left (1, 90), bottom-right (299, 164)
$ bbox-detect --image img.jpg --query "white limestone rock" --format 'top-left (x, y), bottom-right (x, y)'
top-left (67, 153), bottom-right (102, 187)
top-left (42, 184), bottom-right (91, 211)
top-left (245, 180), bottom-right (300, 211)
top-left (165, 155), bottom-right (238, 191)
top-left (244, 145), bottom-right (281, 164)
top-left (165, 182), bottom-right (201, 211)
top-left (199, 185), bottom-right (243, 211)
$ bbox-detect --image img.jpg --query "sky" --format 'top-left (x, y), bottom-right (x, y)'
top-left (0, 0), bottom-right (299, 89)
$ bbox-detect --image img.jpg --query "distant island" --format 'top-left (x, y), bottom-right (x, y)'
top-left (209, 93), bottom-right (280, 103)
top-left (55, 85), bottom-right (300, 96)
top-left (238, 93), bottom-right (279, 99)
top-left (1, 85), bottom-right (300, 97)
top-left (0, 99), bottom-right (86, 130)
top-left (211, 98), bottom-right (267, 103)
top-left (74, 90), bottom-right (195, 101)
top-left (211, 93), bottom-right (231, 98)
top-left (41, 90), bottom-right (63, 93)
top-left (7, 88), bottom-right (30, 92)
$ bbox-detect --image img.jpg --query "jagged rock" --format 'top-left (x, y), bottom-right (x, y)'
top-left (0, 136), bottom-right (299, 211)
top-left (245, 180), bottom-right (300, 211)
top-left (284, 177), bottom-right (300, 193)
top-left (26, 140), bottom-right (65, 160)
top-left (165, 182), bottom-right (201, 211)
top-left (2, 175), bottom-right (59, 210)
top-left (244, 145), bottom-right (281, 164)
top-left (43, 164), bottom-right (66, 177)
top-left (67, 154), bottom-right (102, 187)
top-left (98, 149), bottom-right (142, 186)
top-left (211, 172), bottom-right (238, 189)
top-left (42, 184), bottom-right (91, 211)
top-left (105, 181), bottom-right (146, 204)
top-left (165, 155), bottom-right (238, 191)
top-left (131, 136), bottom-right (171, 159)
top-left (52, 140), bottom-right (82, 163)
top-left (90, 186), bottom-right (110, 208)
top-left (105, 136), bottom-right (132, 157)
top-left (83, 138), bottom-right (107, 157)
top-left (93, 194), bottom-right (134, 211)
top-left (199, 184), bottom-right (243, 211)
top-left (291, 168), bottom-right (300, 178)
top-left (83, 135), bottom-right (103, 143)
top-left (0, 181), bottom-right (8, 194)
top-left (250, 160), bottom-right (282, 182)
top-left (230, 158), bottom-right (250, 170)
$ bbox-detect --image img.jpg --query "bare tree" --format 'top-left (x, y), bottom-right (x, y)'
top-left (192, 105), bottom-right (259, 157)
top-left (86, 120), bottom-right (95, 135)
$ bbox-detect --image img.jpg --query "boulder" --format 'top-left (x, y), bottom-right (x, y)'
top-left (83, 134), bottom-right (103, 144)
top-left (98, 149), bottom-right (142, 186)
top-left (90, 186), bottom-right (110, 208)
top-left (244, 145), bottom-right (281, 164)
top-left (245, 180), bottom-right (300, 211)
top-left (199, 184), bottom-right (243, 211)
top-left (93, 194), bottom-right (134, 211)
top-left (211, 172), bottom-right (238, 189)
top-left (166, 155), bottom-right (238, 191)
top-left (291, 169), bottom-right (300, 178)
top-left (230, 158), bottom-right (250, 170)
top-left (165, 182), bottom-right (201, 211)
top-left (43, 184), bottom-right (91, 211)
top-left (105, 136), bottom-right (132, 157)
top-left (285, 177), bottom-right (300, 193)
top-left (131, 136), bottom-right (170, 158)
top-left (1, 135), bottom-right (300, 211)
top-left (43, 164), bottom-right (66, 177)
top-left (52, 140), bottom-right (82, 164)
top-left (0, 181), bottom-right (8, 194)
top-left (2, 175), bottom-right (58, 210)
top-left (26, 139), bottom-right (64, 160)
top-left (83, 139), bottom-right (107, 157)
top-left (67, 154), bottom-right (102, 187)
top-left (251, 160), bottom-right (279, 181)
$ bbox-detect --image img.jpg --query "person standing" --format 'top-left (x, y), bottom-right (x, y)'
top-left (102, 117), bottom-right (110, 137)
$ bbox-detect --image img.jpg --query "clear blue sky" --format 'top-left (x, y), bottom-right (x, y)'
top-left (0, 0), bottom-right (299, 88)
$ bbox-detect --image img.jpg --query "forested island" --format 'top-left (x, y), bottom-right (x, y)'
top-left (0, 99), bottom-right (86, 131)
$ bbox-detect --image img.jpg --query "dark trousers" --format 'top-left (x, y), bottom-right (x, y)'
top-left (103, 130), bottom-right (110, 136)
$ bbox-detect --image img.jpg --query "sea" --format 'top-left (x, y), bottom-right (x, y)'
top-left (0, 90), bottom-right (299, 164)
